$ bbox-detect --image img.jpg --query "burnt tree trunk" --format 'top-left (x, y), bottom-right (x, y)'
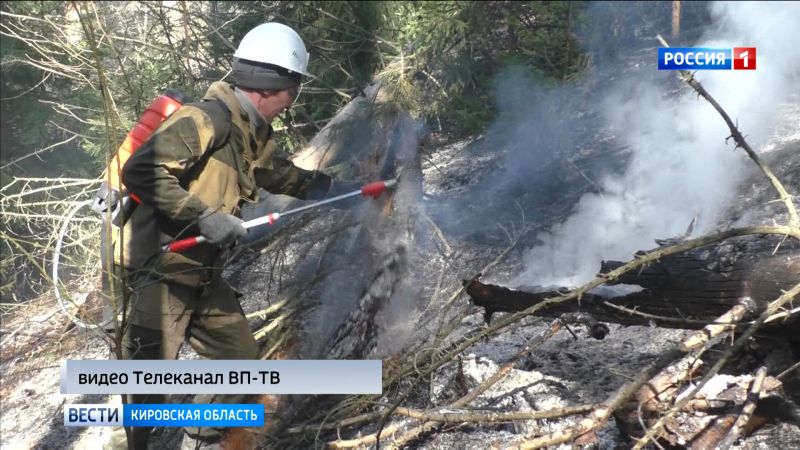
top-left (259, 81), bottom-right (425, 441)
top-left (466, 234), bottom-right (799, 340)
top-left (241, 79), bottom-right (425, 362)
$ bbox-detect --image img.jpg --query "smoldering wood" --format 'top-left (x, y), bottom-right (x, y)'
top-left (253, 78), bottom-right (426, 447)
top-left (465, 234), bottom-right (799, 340)
top-left (327, 245), bottom-right (408, 359)
top-left (613, 368), bottom-right (798, 449)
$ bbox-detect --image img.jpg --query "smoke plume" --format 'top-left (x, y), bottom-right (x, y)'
top-left (511, 1), bottom-right (800, 288)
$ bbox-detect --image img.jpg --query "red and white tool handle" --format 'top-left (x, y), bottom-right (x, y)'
top-left (163, 212), bottom-right (281, 253)
top-left (165, 235), bottom-right (207, 253)
top-left (163, 179), bottom-right (396, 253)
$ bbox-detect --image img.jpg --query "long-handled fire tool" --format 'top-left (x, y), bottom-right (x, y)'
top-left (164, 179), bottom-right (397, 253)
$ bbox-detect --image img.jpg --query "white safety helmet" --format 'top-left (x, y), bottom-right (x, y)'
top-left (234, 22), bottom-right (311, 77)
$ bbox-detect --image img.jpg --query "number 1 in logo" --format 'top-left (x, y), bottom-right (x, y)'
top-left (733, 47), bottom-right (756, 70)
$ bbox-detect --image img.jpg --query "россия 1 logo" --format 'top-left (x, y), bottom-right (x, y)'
top-left (658, 47), bottom-right (756, 70)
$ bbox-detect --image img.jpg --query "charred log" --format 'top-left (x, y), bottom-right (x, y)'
top-left (600, 236), bottom-right (799, 311)
top-left (466, 235), bottom-right (799, 340)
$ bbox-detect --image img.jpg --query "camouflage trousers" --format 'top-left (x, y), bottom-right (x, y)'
top-left (109, 272), bottom-right (258, 450)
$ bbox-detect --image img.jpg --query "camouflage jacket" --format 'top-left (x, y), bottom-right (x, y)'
top-left (117, 81), bottom-right (330, 286)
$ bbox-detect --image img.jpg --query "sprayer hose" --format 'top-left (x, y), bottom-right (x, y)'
top-left (53, 199), bottom-right (114, 329)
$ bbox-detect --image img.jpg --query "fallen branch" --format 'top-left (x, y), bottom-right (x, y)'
top-left (286, 410), bottom-right (385, 434)
top-left (328, 425), bottom-right (401, 449)
top-left (391, 403), bottom-right (599, 424)
top-left (776, 361), bottom-right (800, 380)
top-left (717, 366), bottom-right (768, 450)
top-left (514, 406), bottom-right (612, 449)
top-left (245, 299), bottom-right (289, 320)
top-left (252, 311), bottom-right (292, 342)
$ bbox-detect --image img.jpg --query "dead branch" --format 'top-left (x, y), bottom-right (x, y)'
top-left (465, 274), bottom-right (796, 337)
top-left (0, 135), bottom-right (80, 171)
top-left (245, 299), bottom-right (290, 320)
top-left (252, 311), bottom-right (292, 342)
top-left (421, 211), bottom-right (452, 257)
top-left (717, 366), bottom-right (768, 450)
top-left (513, 406), bottom-right (612, 449)
top-left (327, 425), bottom-right (401, 449)
top-left (776, 361), bottom-right (800, 380)
top-left (286, 410), bottom-right (385, 435)
top-left (657, 34), bottom-right (799, 228)
top-left (394, 403), bottom-right (600, 424)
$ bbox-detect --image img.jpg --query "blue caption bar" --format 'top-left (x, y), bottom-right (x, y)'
top-left (64, 404), bottom-right (264, 427)
top-left (125, 404), bottom-right (263, 427)
top-left (658, 47), bottom-right (732, 70)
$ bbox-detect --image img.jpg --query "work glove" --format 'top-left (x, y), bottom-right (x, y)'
top-left (197, 207), bottom-right (246, 245)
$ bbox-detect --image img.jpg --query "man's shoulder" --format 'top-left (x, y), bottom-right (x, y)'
top-left (191, 101), bottom-right (232, 150)
top-left (154, 100), bottom-right (232, 152)
top-left (192, 101), bottom-right (231, 129)
top-left (202, 82), bottom-right (240, 113)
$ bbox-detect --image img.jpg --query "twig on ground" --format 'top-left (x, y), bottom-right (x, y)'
top-left (327, 425), bottom-right (400, 449)
top-left (717, 366), bottom-right (768, 450)
top-left (391, 403), bottom-right (598, 423)
top-left (776, 360), bottom-right (800, 380)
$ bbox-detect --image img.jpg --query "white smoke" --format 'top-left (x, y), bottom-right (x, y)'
top-left (512, 1), bottom-right (800, 288)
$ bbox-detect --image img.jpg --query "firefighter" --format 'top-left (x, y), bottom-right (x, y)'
top-left (108, 22), bottom-right (357, 450)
